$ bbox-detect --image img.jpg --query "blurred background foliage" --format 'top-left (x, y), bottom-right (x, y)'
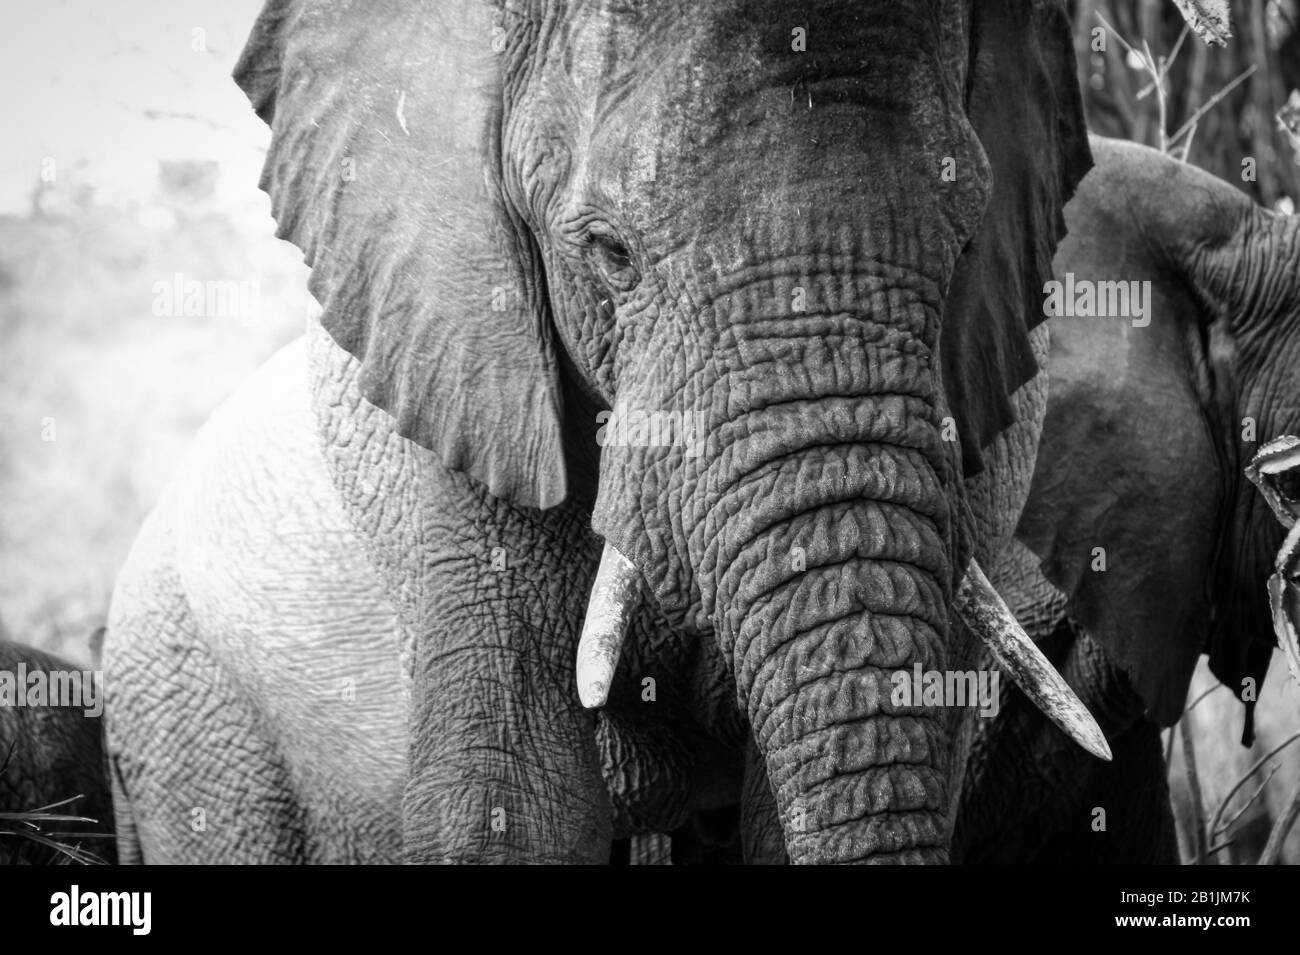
top-left (0, 1), bottom-right (306, 662)
top-left (1070, 0), bottom-right (1299, 209)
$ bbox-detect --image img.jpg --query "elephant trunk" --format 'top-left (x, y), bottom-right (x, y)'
top-left (710, 416), bottom-right (951, 861)
top-left (582, 263), bottom-right (1112, 859)
top-left (585, 284), bottom-right (961, 861)
top-left (688, 295), bottom-right (958, 863)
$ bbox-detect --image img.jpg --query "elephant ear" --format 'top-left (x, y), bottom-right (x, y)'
top-left (941, 0), bottom-right (1092, 477)
top-left (234, 0), bottom-right (567, 509)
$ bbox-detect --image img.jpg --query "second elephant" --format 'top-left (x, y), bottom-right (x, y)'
top-left (956, 134), bottom-right (1300, 864)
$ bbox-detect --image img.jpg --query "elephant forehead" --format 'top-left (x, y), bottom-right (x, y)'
top-left (539, 0), bottom-right (971, 161)
top-left (554, 0), bottom-right (957, 87)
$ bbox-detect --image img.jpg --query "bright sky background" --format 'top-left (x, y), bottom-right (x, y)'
top-left (0, 0), bottom-right (269, 216)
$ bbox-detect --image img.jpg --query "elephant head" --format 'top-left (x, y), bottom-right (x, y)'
top-left (235, 0), bottom-right (1101, 863)
top-left (1017, 135), bottom-right (1300, 742)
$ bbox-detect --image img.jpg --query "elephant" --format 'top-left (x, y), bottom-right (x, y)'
top-left (954, 134), bottom-right (1300, 864)
top-left (0, 640), bottom-right (116, 864)
top-left (104, 0), bottom-right (1123, 865)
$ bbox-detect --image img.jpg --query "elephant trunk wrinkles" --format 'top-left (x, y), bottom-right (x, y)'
top-left (1178, 188), bottom-right (1300, 344)
top-left (694, 302), bottom-right (956, 864)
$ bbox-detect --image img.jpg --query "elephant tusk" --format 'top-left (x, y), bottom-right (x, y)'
top-left (955, 559), bottom-right (1113, 762)
top-left (576, 541), bottom-right (641, 708)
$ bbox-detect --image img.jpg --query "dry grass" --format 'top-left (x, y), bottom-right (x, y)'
top-left (0, 741), bottom-right (112, 864)
top-left (1168, 657), bottom-right (1300, 864)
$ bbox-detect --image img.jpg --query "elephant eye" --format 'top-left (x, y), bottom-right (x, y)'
top-left (586, 232), bottom-right (640, 293)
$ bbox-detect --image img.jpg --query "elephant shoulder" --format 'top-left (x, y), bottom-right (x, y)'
top-left (104, 338), bottom-right (406, 862)
top-left (112, 336), bottom-right (396, 661)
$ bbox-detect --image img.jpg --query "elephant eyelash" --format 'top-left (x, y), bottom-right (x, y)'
top-left (584, 230), bottom-right (640, 292)
top-left (592, 234), bottom-right (633, 269)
